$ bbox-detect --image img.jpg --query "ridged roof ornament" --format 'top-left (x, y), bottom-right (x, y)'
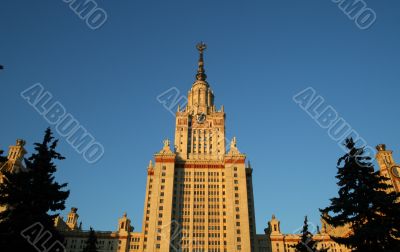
top-left (195, 42), bottom-right (207, 81)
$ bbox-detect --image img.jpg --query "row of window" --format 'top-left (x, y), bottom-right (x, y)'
top-left (130, 237), bottom-right (140, 242)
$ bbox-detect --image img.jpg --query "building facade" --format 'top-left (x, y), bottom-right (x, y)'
top-left (376, 144), bottom-right (400, 193)
top-left (1, 44), bottom-right (400, 252)
top-left (0, 139), bottom-right (26, 213)
top-left (138, 42), bottom-right (257, 252)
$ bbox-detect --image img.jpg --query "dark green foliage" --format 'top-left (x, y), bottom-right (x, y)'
top-left (82, 227), bottom-right (98, 252)
top-left (0, 150), bottom-right (7, 163)
top-left (291, 216), bottom-right (327, 252)
top-left (291, 216), bottom-right (316, 252)
top-left (0, 128), bottom-right (70, 252)
top-left (320, 138), bottom-right (400, 252)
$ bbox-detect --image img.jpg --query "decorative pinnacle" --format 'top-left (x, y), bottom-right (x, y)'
top-left (196, 42), bottom-right (207, 81)
top-left (16, 139), bottom-right (26, 147)
top-left (376, 144), bottom-right (386, 151)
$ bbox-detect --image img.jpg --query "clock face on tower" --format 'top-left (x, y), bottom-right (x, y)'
top-left (391, 165), bottom-right (400, 178)
top-left (196, 113), bottom-right (206, 124)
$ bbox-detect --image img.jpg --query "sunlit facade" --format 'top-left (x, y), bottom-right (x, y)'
top-left (2, 44), bottom-right (400, 252)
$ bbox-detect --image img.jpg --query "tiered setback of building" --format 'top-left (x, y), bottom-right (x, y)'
top-left (1, 44), bottom-right (399, 252)
top-left (133, 42), bottom-right (257, 251)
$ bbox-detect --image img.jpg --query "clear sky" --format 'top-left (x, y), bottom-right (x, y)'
top-left (1, 0), bottom-right (399, 234)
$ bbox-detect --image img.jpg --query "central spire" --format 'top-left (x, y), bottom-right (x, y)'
top-left (195, 42), bottom-right (207, 81)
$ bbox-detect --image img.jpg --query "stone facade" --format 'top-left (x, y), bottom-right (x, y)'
top-left (0, 139), bottom-right (26, 213)
top-left (54, 209), bottom-right (142, 252)
top-left (139, 42), bottom-right (256, 252)
top-left (376, 144), bottom-right (400, 194)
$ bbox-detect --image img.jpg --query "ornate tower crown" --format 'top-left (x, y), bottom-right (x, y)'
top-left (186, 43), bottom-right (215, 116)
top-left (174, 43), bottom-right (226, 161)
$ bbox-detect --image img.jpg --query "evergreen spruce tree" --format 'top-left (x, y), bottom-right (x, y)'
top-left (0, 150), bottom-right (7, 163)
top-left (0, 128), bottom-right (70, 252)
top-left (320, 138), bottom-right (400, 252)
top-left (291, 216), bottom-right (327, 252)
top-left (82, 227), bottom-right (98, 252)
top-left (291, 216), bottom-right (316, 252)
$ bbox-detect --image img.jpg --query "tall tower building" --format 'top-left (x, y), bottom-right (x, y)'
top-left (66, 207), bottom-right (80, 230)
top-left (0, 139), bottom-right (26, 183)
top-left (140, 43), bottom-right (258, 252)
top-left (376, 144), bottom-right (400, 193)
top-left (0, 139), bottom-right (27, 212)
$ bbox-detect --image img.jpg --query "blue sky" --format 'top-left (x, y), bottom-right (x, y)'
top-left (1, 0), bottom-right (399, 234)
